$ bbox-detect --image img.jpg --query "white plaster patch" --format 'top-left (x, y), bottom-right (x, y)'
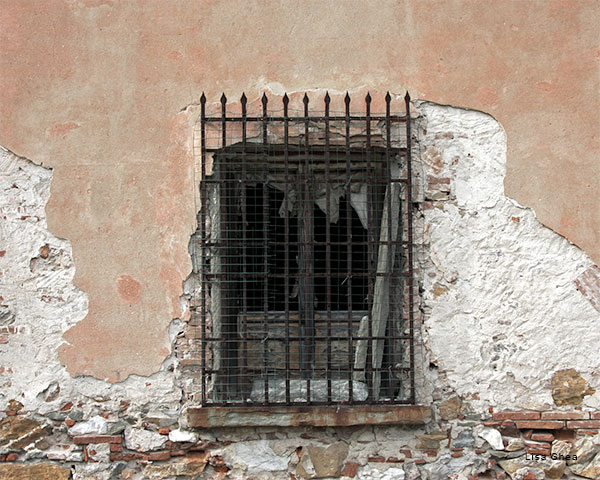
top-left (124, 427), bottom-right (167, 452)
top-left (0, 145), bottom-right (181, 424)
top-left (416, 102), bottom-right (600, 410)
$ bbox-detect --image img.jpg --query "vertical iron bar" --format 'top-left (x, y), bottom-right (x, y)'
top-left (299, 93), bottom-right (315, 402)
top-left (240, 93), bottom-right (248, 401)
top-left (344, 92), bottom-right (353, 403)
top-left (200, 93), bottom-right (207, 404)
top-left (405, 92), bottom-right (415, 404)
top-left (261, 93), bottom-right (269, 404)
top-left (283, 93), bottom-right (291, 405)
top-left (385, 92), bottom-right (394, 400)
top-left (365, 92), bottom-right (373, 401)
top-left (324, 92), bottom-right (332, 403)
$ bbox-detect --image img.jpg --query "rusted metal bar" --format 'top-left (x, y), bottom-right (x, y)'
top-left (202, 115), bottom-right (409, 123)
top-left (324, 92), bottom-right (332, 403)
top-left (283, 93), bottom-right (291, 405)
top-left (240, 93), bottom-right (248, 400)
top-left (200, 92), bottom-right (207, 404)
top-left (344, 92), bottom-right (354, 403)
top-left (365, 92), bottom-right (373, 401)
top-left (405, 92), bottom-right (415, 404)
top-left (261, 93), bottom-right (269, 404)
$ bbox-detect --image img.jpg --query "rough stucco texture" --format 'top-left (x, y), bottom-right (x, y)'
top-left (0, 0), bottom-right (598, 380)
top-left (417, 102), bottom-right (600, 412)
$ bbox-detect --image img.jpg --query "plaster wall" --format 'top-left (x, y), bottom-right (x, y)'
top-left (0, 0), bottom-right (598, 379)
top-left (1, 101), bottom-right (599, 478)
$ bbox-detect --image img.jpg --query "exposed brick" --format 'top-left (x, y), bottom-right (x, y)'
top-left (60, 402), bottom-right (73, 411)
top-left (423, 449), bottom-right (438, 457)
top-left (524, 441), bottom-right (551, 449)
top-left (501, 420), bottom-right (515, 427)
top-left (516, 420), bottom-right (564, 430)
top-left (475, 449), bottom-right (487, 454)
top-left (146, 451), bottom-right (170, 461)
top-left (110, 452), bottom-right (145, 461)
top-left (170, 449), bottom-right (186, 457)
top-left (414, 459), bottom-right (426, 465)
top-left (386, 457), bottom-right (402, 463)
top-left (530, 432), bottom-right (554, 442)
top-left (72, 435), bottom-right (122, 444)
top-left (567, 420), bottom-right (600, 429)
top-left (399, 449), bottom-right (412, 458)
top-left (525, 447), bottom-right (551, 456)
top-left (451, 452), bottom-right (463, 458)
top-left (541, 411), bottom-right (589, 420)
top-left (591, 412), bottom-right (600, 420)
top-left (492, 411), bottom-right (540, 421)
top-left (341, 461), bottom-right (359, 478)
top-left (5, 453), bottom-right (17, 462)
top-left (367, 456), bottom-right (385, 463)
top-left (158, 427), bottom-right (170, 435)
top-left (574, 265), bottom-right (600, 313)
top-left (578, 429), bottom-right (599, 435)
top-left (109, 444), bottom-right (122, 452)
top-left (483, 421), bottom-right (502, 427)
top-left (64, 419), bottom-right (75, 427)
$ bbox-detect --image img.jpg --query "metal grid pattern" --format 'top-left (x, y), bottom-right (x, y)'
top-left (192, 91), bottom-right (415, 406)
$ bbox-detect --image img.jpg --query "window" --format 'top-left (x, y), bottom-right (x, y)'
top-left (192, 91), bottom-right (416, 407)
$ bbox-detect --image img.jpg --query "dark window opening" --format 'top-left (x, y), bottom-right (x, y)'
top-left (194, 92), bottom-right (416, 406)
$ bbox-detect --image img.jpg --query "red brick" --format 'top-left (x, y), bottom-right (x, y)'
top-left (526, 447), bottom-right (551, 456)
top-left (567, 420), bottom-right (600, 429)
top-left (399, 448), bottom-right (412, 458)
top-left (591, 412), bottom-right (600, 420)
top-left (516, 420), bottom-right (564, 429)
top-left (523, 473), bottom-right (537, 480)
top-left (578, 429), bottom-right (599, 435)
top-left (64, 418), bottom-right (75, 427)
top-left (158, 427), bottom-right (170, 435)
top-left (110, 452), bottom-right (145, 461)
top-left (531, 433), bottom-right (554, 442)
top-left (524, 441), bottom-right (551, 449)
top-left (5, 411), bottom-right (16, 416)
top-left (501, 420), bottom-right (515, 427)
top-left (483, 421), bottom-right (502, 427)
top-left (414, 459), bottom-right (426, 465)
top-left (5, 453), bottom-right (17, 462)
top-left (72, 435), bottom-right (122, 444)
top-left (147, 451), bottom-right (170, 461)
top-left (386, 457), bottom-right (402, 463)
top-left (60, 402), bottom-right (73, 411)
top-left (170, 449), bottom-right (186, 456)
top-left (541, 411), bottom-right (589, 420)
top-left (475, 449), bottom-right (487, 454)
top-left (367, 456), bottom-right (385, 463)
top-left (492, 411), bottom-right (540, 421)
top-left (554, 429), bottom-right (575, 440)
top-left (110, 443), bottom-right (122, 452)
top-left (451, 452), bottom-right (463, 458)
top-left (423, 449), bottom-right (438, 457)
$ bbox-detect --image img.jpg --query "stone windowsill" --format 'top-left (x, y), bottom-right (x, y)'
top-left (186, 404), bottom-right (431, 428)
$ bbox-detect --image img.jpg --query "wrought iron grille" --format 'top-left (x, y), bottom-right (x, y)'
top-left (192, 91), bottom-right (416, 406)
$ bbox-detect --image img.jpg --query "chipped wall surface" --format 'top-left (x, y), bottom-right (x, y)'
top-left (0, 0), bottom-right (599, 379)
top-left (1, 98), bottom-right (600, 478)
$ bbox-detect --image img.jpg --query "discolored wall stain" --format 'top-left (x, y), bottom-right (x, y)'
top-left (116, 275), bottom-right (142, 305)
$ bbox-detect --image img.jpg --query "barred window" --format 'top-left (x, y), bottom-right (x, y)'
top-left (191, 92), bottom-right (416, 408)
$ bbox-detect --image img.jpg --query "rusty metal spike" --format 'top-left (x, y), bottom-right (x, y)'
top-left (405, 91), bottom-right (411, 102)
top-left (282, 93), bottom-right (289, 105)
top-left (303, 93), bottom-right (309, 104)
top-left (385, 91), bottom-right (391, 102)
top-left (220, 93), bottom-right (227, 104)
top-left (261, 93), bottom-right (268, 105)
top-left (240, 92), bottom-right (247, 104)
top-left (324, 91), bottom-right (331, 104)
top-left (200, 92), bottom-right (206, 103)
top-left (344, 92), bottom-right (350, 105)
top-left (365, 92), bottom-right (372, 103)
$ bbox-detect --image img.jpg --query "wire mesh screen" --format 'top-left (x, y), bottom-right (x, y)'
top-left (192, 91), bottom-right (416, 406)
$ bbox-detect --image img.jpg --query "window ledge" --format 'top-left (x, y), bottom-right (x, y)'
top-left (186, 405), bottom-right (431, 428)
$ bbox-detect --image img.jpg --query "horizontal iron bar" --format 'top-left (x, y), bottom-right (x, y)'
top-left (202, 115), bottom-right (409, 123)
